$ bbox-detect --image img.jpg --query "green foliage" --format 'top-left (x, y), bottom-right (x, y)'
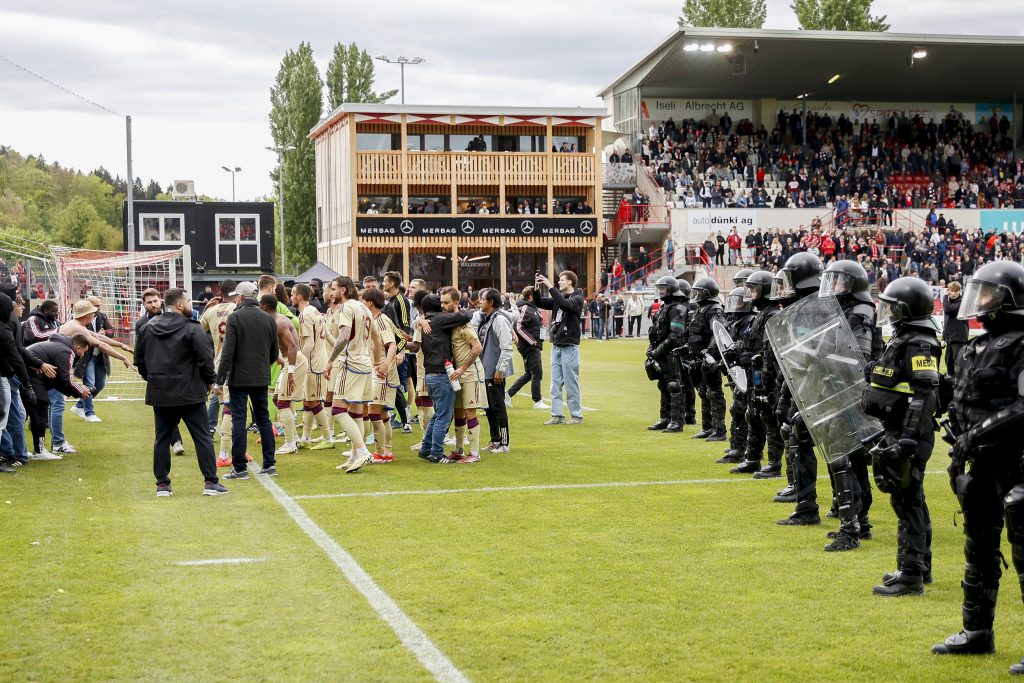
top-left (269, 42), bottom-right (323, 274)
top-left (791, 0), bottom-right (889, 30)
top-left (326, 42), bottom-right (398, 109)
top-left (678, 0), bottom-right (767, 28)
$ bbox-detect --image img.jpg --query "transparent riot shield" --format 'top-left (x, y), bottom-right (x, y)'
top-left (711, 319), bottom-right (748, 393)
top-left (765, 295), bottom-right (881, 463)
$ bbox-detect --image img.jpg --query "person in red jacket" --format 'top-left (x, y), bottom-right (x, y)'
top-left (821, 233), bottom-right (836, 262)
top-left (726, 228), bottom-right (742, 266)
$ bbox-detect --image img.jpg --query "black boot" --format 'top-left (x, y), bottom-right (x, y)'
top-left (752, 461), bottom-right (782, 480)
top-left (777, 511), bottom-right (821, 526)
top-left (824, 520), bottom-right (861, 552)
top-left (858, 516), bottom-right (873, 540)
top-left (773, 484), bottom-right (796, 503)
top-left (715, 450), bottom-right (744, 464)
top-left (884, 568), bottom-right (932, 585)
top-left (648, 419), bottom-right (670, 431)
top-left (932, 629), bottom-right (995, 655)
top-left (692, 429), bottom-right (711, 439)
top-left (730, 460), bottom-right (761, 474)
top-left (663, 422), bottom-right (683, 433)
top-left (705, 431), bottom-right (727, 442)
top-left (1009, 657), bottom-right (1024, 674)
top-left (873, 570), bottom-right (925, 596)
top-left (685, 416), bottom-right (697, 425)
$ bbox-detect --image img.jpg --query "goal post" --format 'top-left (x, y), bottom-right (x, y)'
top-left (52, 246), bottom-right (193, 401)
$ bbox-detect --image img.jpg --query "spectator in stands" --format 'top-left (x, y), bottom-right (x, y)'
top-left (726, 228), bottom-right (741, 266)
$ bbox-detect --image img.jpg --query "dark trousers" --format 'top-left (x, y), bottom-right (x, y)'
top-left (628, 315), bottom-right (641, 337)
top-left (744, 392), bottom-right (783, 463)
top-left (484, 380), bottom-right (510, 447)
top-left (508, 346), bottom-right (543, 402)
top-left (945, 341), bottom-right (964, 377)
top-left (698, 362), bottom-right (726, 433)
top-left (888, 433), bottom-right (933, 576)
top-left (153, 402), bottom-right (218, 485)
top-left (228, 385), bottom-right (275, 471)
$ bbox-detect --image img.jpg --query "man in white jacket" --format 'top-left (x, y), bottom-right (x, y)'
top-left (626, 292), bottom-right (644, 337)
top-left (478, 289), bottom-right (515, 453)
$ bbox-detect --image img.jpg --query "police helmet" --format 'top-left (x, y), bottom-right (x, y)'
top-left (691, 276), bottom-right (720, 303)
top-left (732, 268), bottom-right (754, 288)
top-left (769, 271), bottom-right (790, 301)
top-left (877, 277), bottom-right (935, 330)
top-left (725, 287), bottom-right (751, 314)
top-left (959, 261), bottom-right (1024, 320)
top-left (744, 270), bottom-right (774, 303)
top-left (819, 259), bottom-right (872, 304)
top-left (655, 275), bottom-right (678, 300)
top-left (778, 252), bottom-right (824, 298)
top-left (675, 279), bottom-right (691, 299)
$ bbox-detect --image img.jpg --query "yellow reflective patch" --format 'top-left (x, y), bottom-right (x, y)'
top-left (911, 356), bottom-right (937, 372)
top-left (872, 366), bottom-right (895, 377)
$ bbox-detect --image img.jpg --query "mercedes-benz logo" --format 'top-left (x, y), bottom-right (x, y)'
top-left (579, 220), bottom-right (594, 235)
top-left (460, 220), bottom-right (475, 235)
top-left (399, 219), bottom-right (415, 235)
top-left (520, 220), bottom-right (535, 235)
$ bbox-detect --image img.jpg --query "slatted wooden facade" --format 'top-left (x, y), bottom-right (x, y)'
top-left (312, 106), bottom-right (605, 294)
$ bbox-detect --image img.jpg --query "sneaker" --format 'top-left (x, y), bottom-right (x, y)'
top-left (275, 443), bottom-right (298, 455)
top-left (29, 448), bottom-right (62, 461)
top-left (71, 405), bottom-right (87, 419)
top-left (310, 440), bottom-right (335, 451)
top-left (298, 439), bottom-right (314, 450)
top-left (216, 454), bottom-right (231, 468)
top-left (504, 392), bottom-right (513, 408)
top-left (0, 461), bottom-right (16, 473)
top-left (484, 441), bottom-right (500, 451)
top-left (52, 442), bottom-right (77, 454)
top-left (543, 416), bottom-right (565, 425)
top-left (336, 432), bottom-right (351, 443)
top-left (156, 483), bottom-right (173, 497)
top-left (409, 441), bottom-right (423, 451)
top-left (247, 423), bottom-right (259, 433)
top-left (371, 453), bottom-right (394, 464)
top-left (259, 466), bottom-right (278, 477)
top-left (172, 441), bottom-right (185, 456)
top-left (85, 414), bottom-right (103, 423)
top-left (427, 454), bottom-right (452, 464)
top-left (223, 469), bottom-right (249, 480)
top-left (274, 424), bottom-right (285, 437)
top-left (458, 451), bottom-right (481, 463)
top-left (449, 448), bottom-right (465, 460)
top-left (444, 436), bottom-right (456, 446)
top-left (567, 417), bottom-right (584, 425)
top-left (203, 482), bottom-right (229, 496)
top-left (366, 432), bottom-right (375, 446)
top-left (410, 416), bottom-right (420, 425)
top-left (346, 451), bottom-right (372, 473)
top-left (488, 445), bottom-right (510, 454)
top-left (401, 424), bottom-right (413, 434)
top-left (533, 400), bottom-right (550, 410)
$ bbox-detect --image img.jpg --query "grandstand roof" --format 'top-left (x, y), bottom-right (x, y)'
top-left (599, 28), bottom-right (1024, 103)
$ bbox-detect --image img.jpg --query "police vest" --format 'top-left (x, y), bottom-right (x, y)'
top-left (951, 329), bottom-right (1024, 432)
top-left (862, 329), bottom-right (939, 427)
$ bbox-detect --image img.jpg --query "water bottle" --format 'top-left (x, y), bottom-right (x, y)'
top-left (444, 359), bottom-right (462, 392)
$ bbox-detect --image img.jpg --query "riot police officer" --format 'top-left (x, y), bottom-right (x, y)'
top-left (730, 271), bottom-right (784, 477)
top-left (732, 268), bottom-right (754, 289)
top-left (676, 279), bottom-right (697, 425)
top-left (687, 277), bottom-right (727, 441)
top-left (647, 276), bottom-right (689, 432)
top-left (817, 259), bottom-right (882, 551)
top-left (861, 276), bottom-right (941, 595)
top-left (933, 262), bottom-right (1024, 670)
top-left (774, 252), bottom-right (826, 526)
top-left (770, 270), bottom-right (798, 502)
top-left (717, 286), bottom-right (755, 465)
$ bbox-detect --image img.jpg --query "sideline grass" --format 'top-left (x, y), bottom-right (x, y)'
top-left (1, 338), bottom-right (1021, 681)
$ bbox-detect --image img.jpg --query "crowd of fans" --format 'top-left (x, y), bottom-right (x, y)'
top-left (637, 107), bottom-right (1023, 211)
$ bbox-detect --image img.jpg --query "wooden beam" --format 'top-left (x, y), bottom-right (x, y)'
top-left (451, 241), bottom-right (459, 290)
top-left (547, 242), bottom-right (555, 282)
top-left (499, 240), bottom-right (507, 294)
top-left (546, 116), bottom-right (554, 215)
top-left (402, 238), bottom-right (410, 287)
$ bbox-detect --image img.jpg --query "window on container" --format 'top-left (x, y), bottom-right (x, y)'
top-left (551, 135), bottom-right (585, 153)
top-left (356, 133), bottom-right (399, 151)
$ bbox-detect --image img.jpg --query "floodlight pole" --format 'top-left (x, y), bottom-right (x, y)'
top-left (126, 115), bottom-right (134, 252)
top-left (376, 55), bottom-right (425, 105)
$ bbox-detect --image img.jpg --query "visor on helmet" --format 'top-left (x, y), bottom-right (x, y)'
top-left (743, 283), bottom-right (764, 303)
top-left (725, 293), bottom-right (748, 313)
top-left (958, 280), bottom-right (1005, 320)
top-left (770, 272), bottom-right (795, 300)
top-left (691, 287), bottom-right (709, 302)
top-left (818, 271), bottom-right (853, 298)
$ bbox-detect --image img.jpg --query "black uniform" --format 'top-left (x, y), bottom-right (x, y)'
top-left (862, 325), bottom-right (941, 583)
top-left (944, 321), bottom-right (1024, 639)
top-left (649, 296), bottom-right (689, 429)
top-left (723, 311), bottom-right (754, 457)
top-left (739, 304), bottom-right (784, 474)
top-left (687, 300), bottom-right (726, 437)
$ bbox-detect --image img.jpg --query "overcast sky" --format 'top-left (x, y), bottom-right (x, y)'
top-left (2, 0), bottom-right (1022, 203)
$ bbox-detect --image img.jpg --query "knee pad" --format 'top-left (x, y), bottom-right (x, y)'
top-left (1005, 485), bottom-right (1024, 546)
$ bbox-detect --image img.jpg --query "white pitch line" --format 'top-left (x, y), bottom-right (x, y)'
top-left (250, 466), bottom-right (469, 683)
top-left (292, 470), bottom-right (950, 501)
top-left (175, 557), bottom-right (266, 566)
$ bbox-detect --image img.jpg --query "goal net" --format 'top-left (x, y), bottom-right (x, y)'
top-left (51, 246), bottom-right (193, 401)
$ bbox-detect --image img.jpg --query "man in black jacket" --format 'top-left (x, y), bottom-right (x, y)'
top-left (214, 281), bottom-right (279, 478)
top-left (535, 270), bottom-right (585, 425)
top-left (506, 286), bottom-right (546, 409)
top-left (135, 288), bottom-right (225, 497)
top-left (0, 291), bottom-right (34, 472)
top-left (25, 332), bottom-right (91, 460)
top-left (942, 281), bottom-right (969, 376)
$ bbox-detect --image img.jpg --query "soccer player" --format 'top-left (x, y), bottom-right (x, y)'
top-left (292, 284), bottom-right (332, 449)
top-left (326, 276), bottom-right (376, 473)
top-left (440, 286), bottom-right (485, 463)
top-left (362, 287), bottom-right (400, 463)
top-left (260, 295), bottom-right (305, 455)
top-left (322, 281), bottom-right (345, 442)
top-left (200, 279), bottom-right (237, 467)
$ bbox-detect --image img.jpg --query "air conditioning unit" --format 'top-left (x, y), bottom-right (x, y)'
top-left (171, 179), bottom-right (196, 199)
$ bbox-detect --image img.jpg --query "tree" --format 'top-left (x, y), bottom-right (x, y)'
top-left (791, 0), bottom-right (889, 31)
top-left (269, 42), bottom-right (323, 273)
top-left (678, 0), bottom-right (767, 28)
top-left (53, 196), bottom-right (107, 248)
top-left (325, 42), bottom-right (398, 110)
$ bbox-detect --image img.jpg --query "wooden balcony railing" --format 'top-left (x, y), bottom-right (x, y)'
top-left (356, 151), bottom-right (595, 186)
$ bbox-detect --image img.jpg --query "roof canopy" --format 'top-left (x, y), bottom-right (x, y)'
top-left (293, 261), bottom-right (339, 284)
top-left (600, 28), bottom-right (1024, 103)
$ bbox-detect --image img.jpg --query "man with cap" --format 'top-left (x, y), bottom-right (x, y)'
top-left (50, 299), bottom-right (133, 454)
top-left (214, 281), bottom-right (280, 479)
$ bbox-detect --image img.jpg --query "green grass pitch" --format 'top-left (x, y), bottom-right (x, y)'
top-left (2, 339), bottom-right (1021, 681)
